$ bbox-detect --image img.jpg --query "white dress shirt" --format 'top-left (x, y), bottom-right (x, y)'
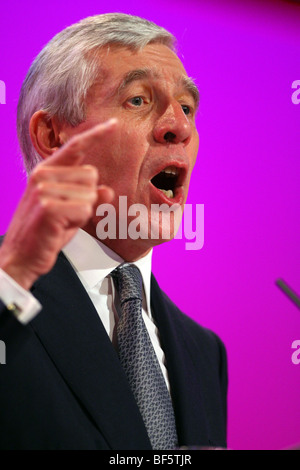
top-left (0, 229), bottom-right (170, 390)
top-left (0, 268), bottom-right (41, 324)
top-left (62, 229), bottom-right (170, 390)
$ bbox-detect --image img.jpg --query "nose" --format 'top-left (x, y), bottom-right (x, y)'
top-left (153, 101), bottom-right (192, 145)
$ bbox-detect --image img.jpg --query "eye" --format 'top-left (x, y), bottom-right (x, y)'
top-left (181, 105), bottom-right (191, 115)
top-left (128, 96), bottom-right (144, 106)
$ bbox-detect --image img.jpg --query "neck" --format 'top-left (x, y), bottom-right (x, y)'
top-left (83, 223), bottom-right (152, 262)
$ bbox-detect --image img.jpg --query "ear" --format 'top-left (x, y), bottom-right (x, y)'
top-left (29, 110), bottom-right (64, 160)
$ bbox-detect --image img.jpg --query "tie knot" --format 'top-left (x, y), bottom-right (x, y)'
top-left (111, 264), bottom-right (143, 305)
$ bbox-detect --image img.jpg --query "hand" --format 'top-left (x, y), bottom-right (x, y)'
top-left (0, 118), bottom-right (117, 290)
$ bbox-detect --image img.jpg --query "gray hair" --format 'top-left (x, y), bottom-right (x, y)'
top-left (17, 13), bottom-right (176, 174)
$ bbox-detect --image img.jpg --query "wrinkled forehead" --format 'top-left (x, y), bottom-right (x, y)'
top-left (118, 67), bottom-right (200, 108)
top-left (88, 43), bottom-right (199, 106)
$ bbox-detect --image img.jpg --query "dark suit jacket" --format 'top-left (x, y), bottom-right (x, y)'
top-left (0, 251), bottom-right (227, 450)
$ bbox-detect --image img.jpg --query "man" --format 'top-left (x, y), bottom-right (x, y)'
top-left (0, 13), bottom-right (227, 450)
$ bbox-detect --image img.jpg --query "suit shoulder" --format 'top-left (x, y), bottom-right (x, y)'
top-left (159, 288), bottom-right (227, 357)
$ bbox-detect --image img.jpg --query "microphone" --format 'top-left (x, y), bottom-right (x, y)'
top-left (275, 279), bottom-right (300, 309)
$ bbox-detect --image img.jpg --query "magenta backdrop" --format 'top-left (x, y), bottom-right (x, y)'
top-left (0, 0), bottom-right (299, 450)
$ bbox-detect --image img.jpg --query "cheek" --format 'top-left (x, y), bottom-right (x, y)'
top-left (190, 131), bottom-right (199, 168)
top-left (119, 119), bottom-right (149, 147)
top-left (113, 123), bottom-right (149, 171)
top-left (98, 129), bottom-right (148, 189)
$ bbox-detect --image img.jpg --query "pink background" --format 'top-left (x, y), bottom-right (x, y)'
top-left (0, 0), bottom-right (299, 450)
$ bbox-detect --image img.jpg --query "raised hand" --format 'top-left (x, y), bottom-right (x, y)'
top-left (0, 119), bottom-right (117, 290)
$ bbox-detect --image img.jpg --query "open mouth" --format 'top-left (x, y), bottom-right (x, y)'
top-left (150, 166), bottom-right (182, 199)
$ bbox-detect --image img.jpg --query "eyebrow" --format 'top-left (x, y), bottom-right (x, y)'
top-left (117, 67), bottom-right (200, 108)
top-left (181, 76), bottom-right (200, 109)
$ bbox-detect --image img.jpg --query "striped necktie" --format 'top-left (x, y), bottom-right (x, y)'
top-left (111, 263), bottom-right (178, 450)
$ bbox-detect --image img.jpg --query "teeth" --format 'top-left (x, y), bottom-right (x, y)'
top-left (160, 189), bottom-right (174, 198)
top-left (162, 166), bottom-right (178, 176)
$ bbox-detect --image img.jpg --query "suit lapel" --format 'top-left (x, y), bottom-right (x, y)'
top-left (22, 251), bottom-right (210, 448)
top-left (150, 275), bottom-right (210, 447)
top-left (30, 252), bottom-right (151, 450)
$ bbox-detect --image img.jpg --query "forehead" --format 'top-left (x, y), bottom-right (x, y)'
top-left (88, 43), bottom-right (198, 105)
top-left (97, 43), bottom-right (187, 77)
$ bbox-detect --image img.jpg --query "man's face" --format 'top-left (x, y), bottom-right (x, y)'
top-left (60, 43), bottom-right (199, 258)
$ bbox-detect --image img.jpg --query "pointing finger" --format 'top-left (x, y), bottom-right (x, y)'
top-left (41, 118), bottom-right (118, 167)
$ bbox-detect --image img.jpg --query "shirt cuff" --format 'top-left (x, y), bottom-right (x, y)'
top-left (0, 268), bottom-right (41, 324)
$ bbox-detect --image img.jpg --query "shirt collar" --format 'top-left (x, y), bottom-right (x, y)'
top-left (62, 229), bottom-right (153, 314)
